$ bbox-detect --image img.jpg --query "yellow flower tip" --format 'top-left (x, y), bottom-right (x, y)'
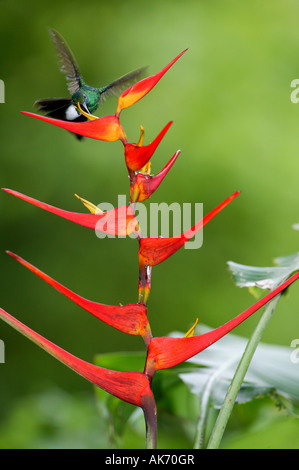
top-left (184, 318), bottom-right (199, 338)
top-left (137, 285), bottom-right (150, 306)
top-left (133, 220), bottom-right (141, 233)
top-left (138, 289), bottom-right (144, 304)
top-left (143, 285), bottom-right (151, 305)
top-left (137, 125), bottom-right (145, 147)
top-left (77, 102), bottom-right (98, 121)
top-left (74, 193), bottom-right (103, 214)
top-left (140, 161), bottom-right (151, 175)
top-left (130, 185), bottom-right (140, 204)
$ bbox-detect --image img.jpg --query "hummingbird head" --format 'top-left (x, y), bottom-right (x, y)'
top-left (72, 90), bottom-right (90, 114)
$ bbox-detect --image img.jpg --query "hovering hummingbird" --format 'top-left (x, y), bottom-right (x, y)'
top-left (35, 29), bottom-right (147, 139)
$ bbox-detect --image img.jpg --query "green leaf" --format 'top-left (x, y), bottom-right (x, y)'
top-left (175, 324), bottom-right (299, 412)
top-left (93, 351), bottom-right (146, 448)
top-left (93, 351), bottom-right (198, 448)
top-left (228, 252), bottom-right (299, 290)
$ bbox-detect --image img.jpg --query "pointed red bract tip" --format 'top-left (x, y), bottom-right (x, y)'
top-left (144, 271), bottom-right (299, 377)
top-left (131, 150), bottom-right (181, 202)
top-left (7, 251), bottom-right (151, 342)
top-left (7, 251), bottom-right (152, 343)
top-left (0, 305), bottom-right (153, 408)
top-left (2, 188), bottom-right (138, 237)
top-left (124, 122), bottom-right (173, 172)
top-left (138, 191), bottom-right (240, 266)
top-left (21, 112), bottom-right (127, 143)
top-left (116, 49), bottom-right (188, 116)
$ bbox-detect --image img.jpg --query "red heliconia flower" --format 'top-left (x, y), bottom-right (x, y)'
top-left (21, 112), bottom-right (127, 143)
top-left (7, 251), bottom-right (152, 346)
top-left (115, 49), bottom-right (188, 117)
top-left (144, 271), bottom-right (299, 379)
top-left (138, 191), bottom-right (240, 267)
top-left (0, 305), bottom-right (157, 446)
top-left (130, 150), bottom-right (181, 203)
top-left (2, 188), bottom-right (138, 237)
top-left (137, 191), bottom-right (240, 304)
top-left (124, 122), bottom-right (173, 172)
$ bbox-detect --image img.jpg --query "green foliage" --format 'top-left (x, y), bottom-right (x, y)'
top-left (178, 325), bottom-right (299, 411)
top-left (228, 251), bottom-right (299, 291)
top-left (92, 327), bottom-right (299, 449)
top-left (0, 389), bottom-right (104, 449)
top-left (1, 0), bottom-right (299, 449)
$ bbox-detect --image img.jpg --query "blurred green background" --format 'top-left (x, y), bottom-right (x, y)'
top-left (1, 0), bottom-right (299, 448)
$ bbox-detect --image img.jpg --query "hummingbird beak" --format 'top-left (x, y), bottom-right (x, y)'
top-left (80, 102), bottom-right (90, 114)
top-left (76, 102), bottom-right (98, 121)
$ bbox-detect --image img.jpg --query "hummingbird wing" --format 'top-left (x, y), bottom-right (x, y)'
top-left (99, 67), bottom-right (148, 103)
top-left (34, 97), bottom-right (73, 117)
top-left (49, 29), bottom-right (82, 95)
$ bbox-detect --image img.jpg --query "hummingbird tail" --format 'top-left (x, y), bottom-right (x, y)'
top-left (34, 97), bottom-right (87, 140)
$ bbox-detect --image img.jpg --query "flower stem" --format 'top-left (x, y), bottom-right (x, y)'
top-left (194, 354), bottom-right (240, 449)
top-left (142, 393), bottom-right (157, 449)
top-left (206, 294), bottom-right (281, 449)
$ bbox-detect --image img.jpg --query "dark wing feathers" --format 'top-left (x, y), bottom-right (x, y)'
top-left (49, 29), bottom-right (82, 94)
top-left (49, 28), bottom-right (147, 103)
top-left (34, 97), bottom-right (86, 140)
top-left (34, 97), bottom-right (73, 118)
top-left (99, 66), bottom-right (148, 103)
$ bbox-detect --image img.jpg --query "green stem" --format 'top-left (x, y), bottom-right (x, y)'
top-left (206, 294), bottom-right (281, 449)
top-left (194, 354), bottom-right (240, 449)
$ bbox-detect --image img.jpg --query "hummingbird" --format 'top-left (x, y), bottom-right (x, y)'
top-left (35, 29), bottom-right (147, 139)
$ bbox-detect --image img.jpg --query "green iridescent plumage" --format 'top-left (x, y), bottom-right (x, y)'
top-left (35, 29), bottom-right (146, 136)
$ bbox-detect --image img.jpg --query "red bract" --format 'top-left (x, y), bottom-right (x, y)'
top-left (7, 251), bottom-right (152, 345)
top-left (0, 305), bottom-right (156, 444)
top-left (124, 122), bottom-right (173, 172)
top-left (144, 271), bottom-right (299, 379)
top-left (138, 191), bottom-right (240, 267)
top-left (6, 41), bottom-right (292, 451)
top-left (115, 50), bottom-right (188, 117)
top-left (130, 150), bottom-right (181, 203)
top-left (21, 112), bottom-right (127, 143)
top-left (2, 188), bottom-right (138, 237)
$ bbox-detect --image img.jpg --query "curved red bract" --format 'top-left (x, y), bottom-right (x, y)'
top-left (124, 122), bottom-right (173, 172)
top-left (2, 188), bottom-right (138, 237)
top-left (138, 191), bottom-right (240, 266)
top-left (131, 150), bottom-right (181, 202)
top-left (144, 271), bottom-right (299, 376)
top-left (116, 50), bottom-right (188, 116)
top-left (21, 112), bottom-right (127, 142)
top-left (0, 306), bottom-right (153, 407)
top-left (7, 251), bottom-right (152, 342)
